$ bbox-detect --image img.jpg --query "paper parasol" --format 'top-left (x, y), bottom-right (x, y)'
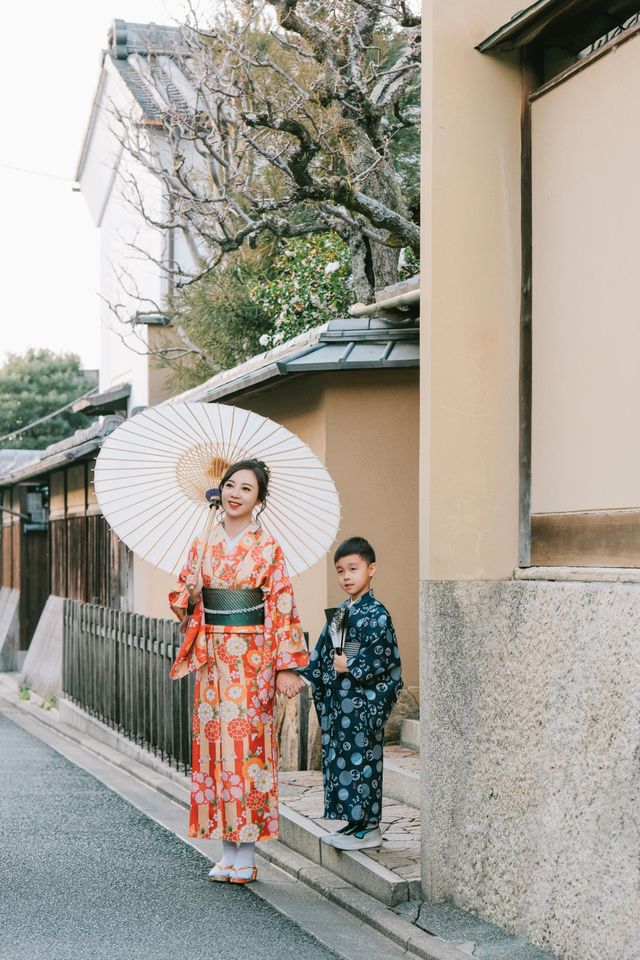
top-left (93, 402), bottom-right (341, 577)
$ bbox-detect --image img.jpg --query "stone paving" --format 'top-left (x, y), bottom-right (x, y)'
top-left (279, 767), bottom-right (421, 881)
top-left (384, 744), bottom-right (421, 775)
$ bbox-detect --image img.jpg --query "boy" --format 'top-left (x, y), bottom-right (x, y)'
top-left (298, 536), bottom-right (403, 850)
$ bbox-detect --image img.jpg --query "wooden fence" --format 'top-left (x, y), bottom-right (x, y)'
top-left (62, 599), bottom-right (195, 772)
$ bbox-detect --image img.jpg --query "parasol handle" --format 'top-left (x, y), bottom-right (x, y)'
top-left (191, 487), bottom-right (222, 583)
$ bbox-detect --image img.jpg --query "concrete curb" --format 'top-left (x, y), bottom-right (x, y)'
top-left (0, 677), bottom-right (470, 960)
top-left (383, 754), bottom-right (421, 808)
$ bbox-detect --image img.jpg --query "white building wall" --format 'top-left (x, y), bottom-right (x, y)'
top-left (98, 152), bottom-right (166, 408)
top-left (78, 59), bottom-right (170, 410)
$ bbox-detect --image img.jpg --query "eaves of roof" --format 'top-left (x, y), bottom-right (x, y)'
top-left (478, 0), bottom-right (640, 54)
top-left (75, 58), bottom-right (107, 182)
top-left (72, 383), bottom-right (130, 416)
top-left (168, 313), bottom-right (419, 406)
top-left (0, 418), bottom-right (124, 487)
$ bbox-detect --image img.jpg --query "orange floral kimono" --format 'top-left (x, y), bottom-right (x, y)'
top-left (169, 521), bottom-right (308, 842)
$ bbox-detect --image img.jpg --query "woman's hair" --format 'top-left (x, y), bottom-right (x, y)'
top-left (333, 536), bottom-right (376, 565)
top-left (219, 459), bottom-right (270, 509)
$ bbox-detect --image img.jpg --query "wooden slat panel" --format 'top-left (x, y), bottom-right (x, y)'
top-left (531, 510), bottom-right (640, 567)
top-left (50, 520), bottom-right (67, 597)
top-left (66, 517), bottom-right (88, 601)
top-left (1, 518), bottom-right (13, 587)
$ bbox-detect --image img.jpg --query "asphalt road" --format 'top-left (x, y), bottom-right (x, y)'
top-left (0, 711), bottom-right (339, 960)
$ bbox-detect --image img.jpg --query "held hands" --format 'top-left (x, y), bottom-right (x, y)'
top-left (276, 670), bottom-right (306, 699)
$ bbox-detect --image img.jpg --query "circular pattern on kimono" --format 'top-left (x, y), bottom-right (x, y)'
top-left (355, 732), bottom-right (367, 748)
top-left (338, 788), bottom-right (349, 801)
top-left (339, 771), bottom-right (353, 786)
top-left (376, 761), bottom-right (383, 772)
top-left (341, 698), bottom-right (354, 713)
top-left (363, 765), bottom-right (373, 779)
top-left (372, 802), bottom-right (380, 814)
top-left (341, 717), bottom-right (351, 728)
top-left (351, 752), bottom-right (363, 766)
top-left (365, 689), bottom-right (376, 700)
top-left (360, 784), bottom-right (370, 798)
top-left (350, 804), bottom-right (363, 820)
top-left (372, 744), bottom-right (383, 759)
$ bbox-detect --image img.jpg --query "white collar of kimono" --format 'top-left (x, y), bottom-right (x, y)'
top-left (218, 519), bottom-right (259, 549)
top-left (347, 590), bottom-right (373, 609)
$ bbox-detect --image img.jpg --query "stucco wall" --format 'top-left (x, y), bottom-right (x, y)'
top-left (420, 577), bottom-right (640, 960)
top-left (531, 33), bottom-right (640, 514)
top-left (421, 0), bottom-right (521, 581)
top-left (324, 370), bottom-right (420, 687)
top-left (235, 377), bottom-right (329, 648)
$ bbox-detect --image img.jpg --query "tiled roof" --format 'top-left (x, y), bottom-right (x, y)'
top-left (0, 450), bottom-right (42, 474)
top-left (169, 313), bottom-right (419, 405)
top-left (107, 19), bottom-right (191, 121)
top-left (0, 418), bottom-right (124, 486)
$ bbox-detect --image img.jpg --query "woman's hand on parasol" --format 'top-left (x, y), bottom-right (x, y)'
top-left (185, 572), bottom-right (203, 604)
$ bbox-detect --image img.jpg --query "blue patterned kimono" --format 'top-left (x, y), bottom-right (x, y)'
top-left (301, 591), bottom-right (402, 824)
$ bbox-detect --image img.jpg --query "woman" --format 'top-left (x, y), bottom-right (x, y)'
top-left (169, 458), bottom-right (308, 884)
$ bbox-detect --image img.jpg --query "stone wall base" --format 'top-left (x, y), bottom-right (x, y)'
top-left (19, 595), bottom-right (64, 702)
top-left (420, 577), bottom-right (640, 960)
top-left (0, 587), bottom-right (20, 672)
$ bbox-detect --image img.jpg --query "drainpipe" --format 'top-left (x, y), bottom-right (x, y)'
top-left (348, 288), bottom-right (420, 318)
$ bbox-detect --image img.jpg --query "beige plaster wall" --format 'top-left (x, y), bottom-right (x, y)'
top-left (132, 554), bottom-right (178, 620)
top-left (531, 35), bottom-right (640, 514)
top-left (421, 0), bottom-right (521, 580)
top-left (324, 370), bottom-right (420, 685)
top-left (235, 377), bottom-right (329, 647)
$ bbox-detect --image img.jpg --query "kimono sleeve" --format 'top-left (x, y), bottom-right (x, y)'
top-left (168, 536), bottom-right (206, 680)
top-left (298, 626), bottom-right (332, 691)
top-left (168, 536), bottom-right (199, 619)
top-left (264, 543), bottom-right (309, 672)
top-left (347, 609), bottom-right (402, 686)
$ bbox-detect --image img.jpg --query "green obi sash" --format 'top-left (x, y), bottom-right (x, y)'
top-left (202, 587), bottom-right (265, 626)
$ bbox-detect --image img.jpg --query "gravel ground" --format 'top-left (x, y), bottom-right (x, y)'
top-left (0, 711), bottom-right (339, 960)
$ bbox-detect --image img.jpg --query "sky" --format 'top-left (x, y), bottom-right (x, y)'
top-left (0, 0), bottom-right (188, 371)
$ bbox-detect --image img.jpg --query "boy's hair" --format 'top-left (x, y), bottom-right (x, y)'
top-left (333, 536), bottom-right (376, 566)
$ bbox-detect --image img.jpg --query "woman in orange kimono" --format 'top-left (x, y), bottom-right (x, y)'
top-left (169, 459), bottom-right (308, 884)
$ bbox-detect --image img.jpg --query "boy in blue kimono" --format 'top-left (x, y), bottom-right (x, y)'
top-left (298, 536), bottom-right (403, 850)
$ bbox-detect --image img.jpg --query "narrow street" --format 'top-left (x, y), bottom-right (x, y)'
top-left (0, 711), bottom-right (340, 960)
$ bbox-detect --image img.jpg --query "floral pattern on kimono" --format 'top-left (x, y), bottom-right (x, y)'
top-left (169, 522), bottom-right (308, 841)
top-left (300, 591), bottom-right (402, 824)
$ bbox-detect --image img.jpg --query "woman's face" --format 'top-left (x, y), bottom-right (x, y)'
top-left (221, 469), bottom-right (261, 521)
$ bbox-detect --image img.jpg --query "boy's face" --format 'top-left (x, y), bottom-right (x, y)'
top-left (335, 554), bottom-right (376, 601)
